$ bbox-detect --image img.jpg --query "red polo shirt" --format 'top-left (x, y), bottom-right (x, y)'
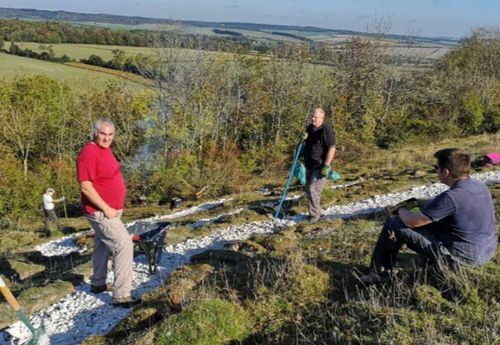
top-left (76, 142), bottom-right (126, 215)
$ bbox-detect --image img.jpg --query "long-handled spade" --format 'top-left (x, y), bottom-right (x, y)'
top-left (274, 137), bottom-right (305, 219)
top-left (0, 277), bottom-right (47, 345)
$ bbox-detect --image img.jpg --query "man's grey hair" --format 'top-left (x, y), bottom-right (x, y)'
top-left (91, 118), bottom-right (115, 140)
top-left (313, 108), bottom-right (325, 117)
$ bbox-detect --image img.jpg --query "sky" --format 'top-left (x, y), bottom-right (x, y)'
top-left (0, 0), bottom-right (498, 38)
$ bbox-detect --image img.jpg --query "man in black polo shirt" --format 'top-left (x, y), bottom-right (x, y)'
top-left (360, 148), bottom-right (497, 284)
top-left (303, 108), bottom-right (336, 222)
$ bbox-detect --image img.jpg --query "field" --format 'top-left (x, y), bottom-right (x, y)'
top-left (0, 52), bottom-right (144, 87)
top-left (15, 42), bottom-right (156, 61)
top-left (16, 42), bottom-right (234, 62)
top-left (1, 6), bottom-right (457, 64)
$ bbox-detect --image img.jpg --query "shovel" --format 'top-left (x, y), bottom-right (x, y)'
top-left (274, 137), bottom-right (305, 219)
top-left (0, 276), bottom-right (47, 345)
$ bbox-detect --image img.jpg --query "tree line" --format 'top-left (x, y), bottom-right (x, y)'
top-left (0, 18), bottom-right (256, 53)
top-left (0, 18), bottom-right (339, 62)
top-left (4, 42), bottom-right (71, 63)
top-left (0, 28), bottom-right (498, 230)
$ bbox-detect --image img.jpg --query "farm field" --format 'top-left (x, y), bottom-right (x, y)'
top-left (0, 52), bottom-right (139, 86)
top-left (72, 21), bottom-right (314, 41)
top-left (16, 42), bottom-right (235, 62)
top-left (16, 42), bottom-right (157, 60)
top-left (13, 36), bottom-right (452, 69)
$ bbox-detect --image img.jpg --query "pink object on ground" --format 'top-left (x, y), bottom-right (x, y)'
top-left (483, 152), bottom-right (500, 166)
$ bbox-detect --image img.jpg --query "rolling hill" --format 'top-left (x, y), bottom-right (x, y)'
top-left (0, 6), bottom-right (458, 47)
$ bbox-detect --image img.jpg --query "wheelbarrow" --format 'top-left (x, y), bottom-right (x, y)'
top-left (127, 221), bottom-right (169, 274)
top-left (85, 221), bottom-right (169, 274)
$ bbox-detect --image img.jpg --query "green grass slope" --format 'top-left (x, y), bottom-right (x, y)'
top-left (0, 52), bottom-right (140, 86)
top-left (15, 42), bottom-right (233, 62)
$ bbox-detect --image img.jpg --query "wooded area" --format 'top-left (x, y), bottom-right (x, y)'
top-left (0, 18), bottom-right (261, 54)
top-left (0, 18), bottom-right (341, 60)
top-left (0, 26), bottom-right (498, 229)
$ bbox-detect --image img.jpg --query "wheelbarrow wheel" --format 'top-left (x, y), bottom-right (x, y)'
top-left (148, 246), bottom-right (163, 274)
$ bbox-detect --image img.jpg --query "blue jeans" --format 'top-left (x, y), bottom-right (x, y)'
top-left (370, 216), bottom-right (455, 273)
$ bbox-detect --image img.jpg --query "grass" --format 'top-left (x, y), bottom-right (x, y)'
top-left (15, 42), bottom-right (234, 62)
top-left (16, 42), bottom-right (158, 61)
top-left (156, 298), bottom-right (253, 345)
top-left (5, 42), bottom-right (243, 86)
top-left (0, 52), bottom-right (140, 87)
top-left (65, 62), bottom-right (153, 86)
top-left (1, 42), bottom-right (237, 88)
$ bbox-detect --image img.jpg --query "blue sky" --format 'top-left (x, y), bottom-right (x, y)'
top-left (0, 0), bottom-right (498, 37)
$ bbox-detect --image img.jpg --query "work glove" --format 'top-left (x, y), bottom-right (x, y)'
top-left (388, 197), bottom-right (419, 215)
top-left (320, 164), bottom-right (331, 177)
top-left (302, 132), bottom-right (308, 141)
top-left (60, 196), bottom-right (65, 202)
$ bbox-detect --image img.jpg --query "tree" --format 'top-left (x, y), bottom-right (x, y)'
top-left (110, 49), bottom-right (126, 70)
top-left (0, 75), bottom-right (65, 178)
top-left (8, 41), bottom-right (20, 55)
top-left (335, 36), bottom-right (387, 144)
top-left (401, 27), bottom-right (500, 139)
top-left (79, 82), bottom-right (154, 164)
top-left (82, 54), bottom-right (106, 67)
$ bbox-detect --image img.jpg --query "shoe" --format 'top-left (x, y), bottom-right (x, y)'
top-left (90, 283), bottom-right (113, 293)
top-left (112, 296), bottom-right (142, 308)
top-left (307, 215), bottom-right (320, 223)
top-left (38, 229), bottom-right (51, 238)
top-left (359, 271), bottom-right (390, 285)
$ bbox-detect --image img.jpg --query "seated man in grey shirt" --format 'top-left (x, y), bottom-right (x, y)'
top-left (361, 148), bottom-right (497, 284)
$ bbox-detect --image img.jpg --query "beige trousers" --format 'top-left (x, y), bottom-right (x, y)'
top-left (86, 210), bottom-right (134, 299)
top-left (305, 167), bottom-right (327, 221)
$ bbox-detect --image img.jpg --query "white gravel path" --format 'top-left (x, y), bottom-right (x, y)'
top-left (126, 198), bottom-right (231, 225)
top-left (2, 171), bottom-right (499, 345)
top-left (34, 198), bottom-right (231, 258)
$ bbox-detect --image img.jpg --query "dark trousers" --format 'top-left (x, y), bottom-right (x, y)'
top-left (370, 216), bottom-right (455, 273)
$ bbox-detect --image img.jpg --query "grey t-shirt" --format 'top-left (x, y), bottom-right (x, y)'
top-left (421, 177), bottom-right (497, 265)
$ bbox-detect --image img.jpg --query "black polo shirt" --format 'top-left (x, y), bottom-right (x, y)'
top-left (303, 123), bottom-right (335, 169)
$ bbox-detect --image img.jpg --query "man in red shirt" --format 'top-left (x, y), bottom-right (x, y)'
top-left (76, 118), bottom-right (140, 307)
